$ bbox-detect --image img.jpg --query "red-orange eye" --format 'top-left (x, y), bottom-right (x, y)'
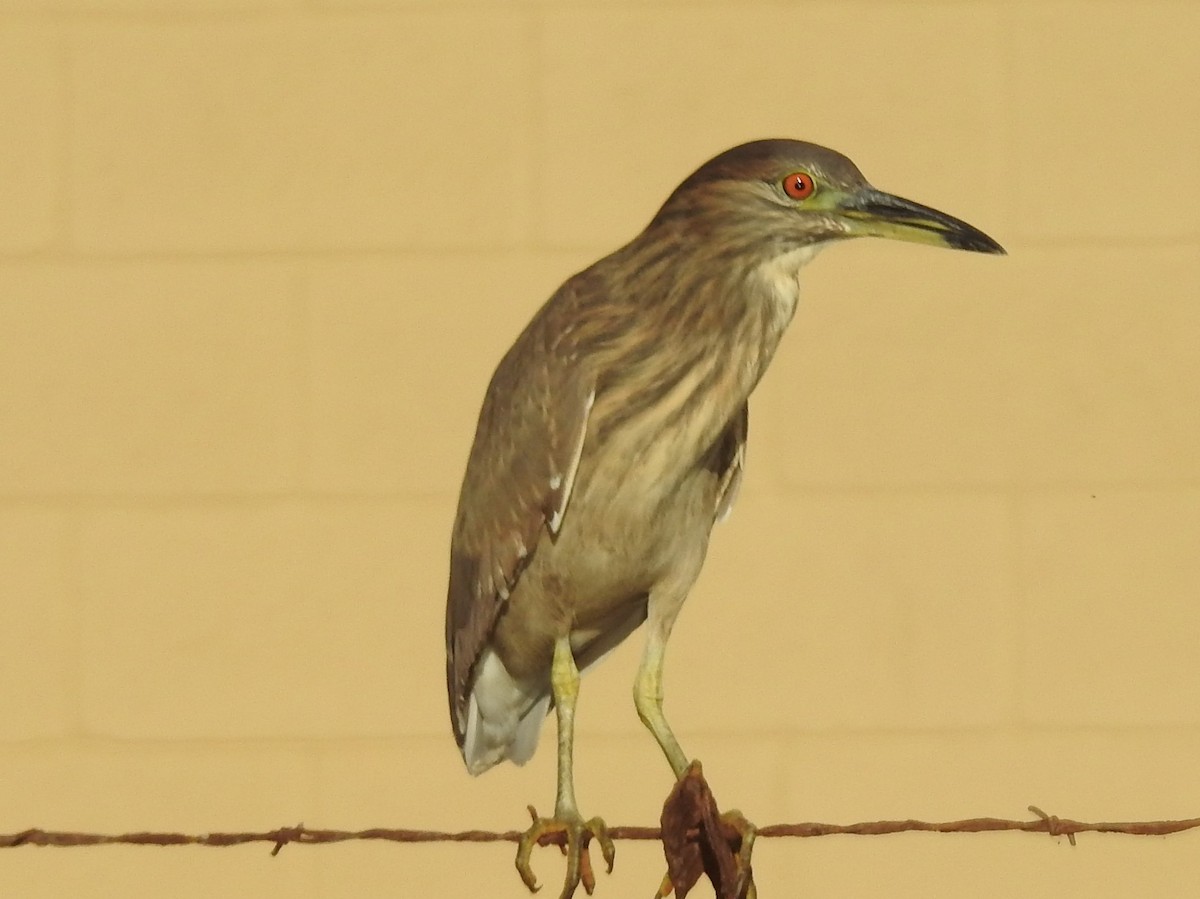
top-left (782, 171), bottom-right (815, 200)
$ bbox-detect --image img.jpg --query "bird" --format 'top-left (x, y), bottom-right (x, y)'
top-left (445, 138), bottom-right (1004, 899)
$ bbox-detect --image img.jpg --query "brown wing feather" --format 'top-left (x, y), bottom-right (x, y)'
top-left (445, 299), bottom-right (593, 746)
top-left (713, 401), bottom-right (748, 523)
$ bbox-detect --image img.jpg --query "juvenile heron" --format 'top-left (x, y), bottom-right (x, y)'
top-left (445, 139), bottom-right (1003, 898)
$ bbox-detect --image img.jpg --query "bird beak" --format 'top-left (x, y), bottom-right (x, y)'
top-left (837, 187), bottom-right (1005, 255)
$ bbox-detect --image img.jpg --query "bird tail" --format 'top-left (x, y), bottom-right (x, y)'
top-left (461, 648), bottom-right (551, 775)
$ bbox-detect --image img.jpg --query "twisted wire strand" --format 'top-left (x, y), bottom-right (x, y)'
top-left (4, 808), bottom-right (1198, 854)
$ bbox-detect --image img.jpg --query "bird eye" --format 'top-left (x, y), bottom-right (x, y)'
top-left (782, 171), bottom-right (816, 200)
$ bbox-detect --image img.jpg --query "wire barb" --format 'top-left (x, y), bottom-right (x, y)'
top-left (270, 823), bottom-right (305, 856)
top-left (1028, 805), bottom-right (1076, 846)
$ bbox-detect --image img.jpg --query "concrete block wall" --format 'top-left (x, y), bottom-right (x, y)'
top-left (1, 2), bottom-right (1197, 897)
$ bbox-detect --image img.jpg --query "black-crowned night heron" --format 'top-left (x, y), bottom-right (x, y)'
top-left (445, 139), bottom-right (1003, 898)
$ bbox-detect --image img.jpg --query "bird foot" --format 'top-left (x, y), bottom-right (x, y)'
top-left (656, 761), bottom-right (756, 899)
top-left (516, 805), bottom-right (616, 899)
top-left (720, 810), bottom-right (757, 899)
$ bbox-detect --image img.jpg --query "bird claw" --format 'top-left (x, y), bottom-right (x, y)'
top-left (515, 806), bottom-right (615, 899)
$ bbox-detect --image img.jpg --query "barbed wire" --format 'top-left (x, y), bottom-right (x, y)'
top-left (3, 807), bottom-right (1198, 855)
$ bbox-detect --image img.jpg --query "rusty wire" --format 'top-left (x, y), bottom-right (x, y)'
top-left (3, 808), bottom-right (1198, 855)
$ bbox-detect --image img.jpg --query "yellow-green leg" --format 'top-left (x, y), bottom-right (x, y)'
top-left (633, 627), bottom-right (689, 779)
top-left (516, 636), bottom-right (615, 899)
top-left (637, 621), bottom-right (757, 899)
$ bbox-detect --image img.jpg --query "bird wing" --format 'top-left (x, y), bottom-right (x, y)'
top-left (713, 401), bottom-right (748, 523)
top-left (445, 310), bottom-right (595, 745)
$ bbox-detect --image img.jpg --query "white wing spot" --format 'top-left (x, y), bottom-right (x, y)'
top-left (547, 387), bottom-right (595, 536)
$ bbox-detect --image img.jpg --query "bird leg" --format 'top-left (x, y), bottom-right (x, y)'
top-left (637, 625), bottom-right (757, 899)
top-left (633, 626), bottom-right (690, 779)
top-left (516, 636), bottom-right (615, 899)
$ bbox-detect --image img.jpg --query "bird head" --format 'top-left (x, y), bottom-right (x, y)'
top-left (654, 139), bottom-right (1005, 257)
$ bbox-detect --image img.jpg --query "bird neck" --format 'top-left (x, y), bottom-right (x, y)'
top-left (575, 233), bottom-right (821, 453)
top-left (752, 242), bottom-right (827, 343)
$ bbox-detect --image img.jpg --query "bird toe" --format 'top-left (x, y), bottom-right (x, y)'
top-left (514, 808), bottom-right (614, 899)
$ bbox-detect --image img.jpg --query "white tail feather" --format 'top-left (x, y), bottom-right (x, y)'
top-left (462, 649), bottom-right (549, 776)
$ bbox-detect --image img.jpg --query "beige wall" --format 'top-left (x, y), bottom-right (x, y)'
top-left (2, 1), bottom-right (1198, 897)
